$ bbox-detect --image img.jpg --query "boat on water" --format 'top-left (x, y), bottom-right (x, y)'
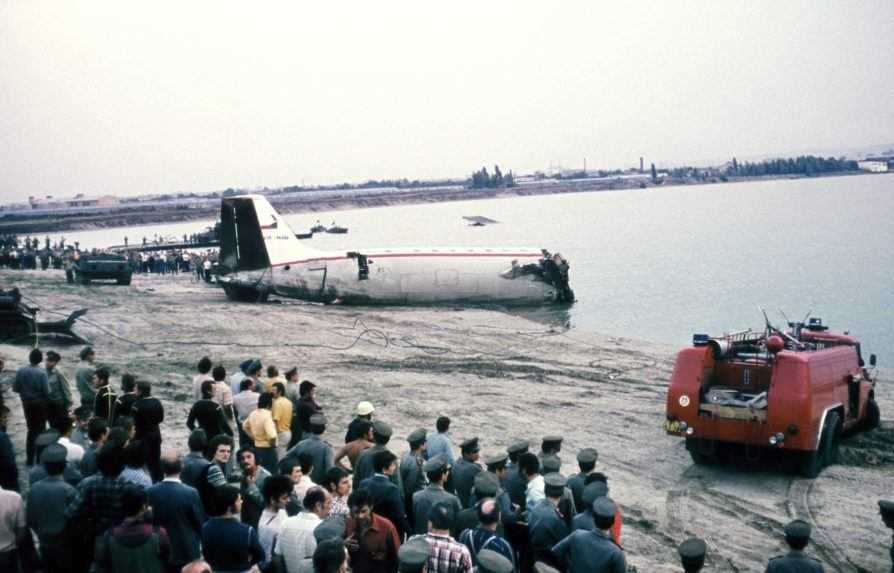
top-left (310, 221), bottom-right (326, 233)
top-left (326, 223), bottom-right (348, 234)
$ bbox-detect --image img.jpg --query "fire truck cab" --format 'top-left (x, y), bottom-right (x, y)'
top-left (665, 318), bottom-right (880, 477)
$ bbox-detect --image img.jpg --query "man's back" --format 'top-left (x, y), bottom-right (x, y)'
top-left (147, 480), bottom-right (204, 567)
top-left (276, 512), bottom-right (322, 573)
top-left (412, 486), bottom-right (462, 535)
top-left (361, 474), bottom-right (409, 537)
top-left (289, 435), bottom-right (333, 484)
top-left (765, 550), bottom-right (825, 573)
top-left (552, 529), bottom-right (625, 573)
top-left (411, 532), bottom-right (472, 573)
top-left (14, 365), bottom-right (48, 401)
top-left (27, 476), bottom-right (76, 543)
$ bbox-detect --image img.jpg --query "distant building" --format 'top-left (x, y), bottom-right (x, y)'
top-left (857, 158), bottom-right (892, 173)
top-left (29, 194), bottom-right (120, 210)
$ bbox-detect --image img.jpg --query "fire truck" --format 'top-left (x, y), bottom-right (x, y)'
top-left (665, 316), bottom-right (880, 477)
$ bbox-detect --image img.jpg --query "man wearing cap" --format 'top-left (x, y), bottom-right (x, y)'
top-left (75, 346), bottom-right (97, 409)
top-left (353, 421), bottom-right (404, 496)
top-left (539, 455), bottom-right (575, 523)
top-left (567, 448), bottom-right (598, 513)
top-left (452, 438), bottom-right (483, 509)
top-left (477, 548), bottom-right (514, 573)
top-left (765, 519), bottom-right (823, 572)
top-left (412, 456), bottom-right (463, 535)
top-left (287, 413), bottom-right (334, 484)
top-left (26, 443), bottom-right (76, 571)
top-left (471, 463), bottom-right (518, 531)
top-left (408, 502), bottom-right (473, 573)
top-left (45, 350), bottom-right (73, 426)
top-left (528, 474), bottom-right (570, 568)
top-left (346, 401), bottom-right (376, 443)
top-left (399, 537), bottom-right (430, 573)
top-left (572, 477), bottom-right (622, 545)
top-left (29, 430), bottom-right (83, 487)
top-left (539, 436), bottom-right (563, 462)
top-left (551, 497), bottom-right (626, 573)
top-left (271, 382), bottom-right (294, 461)
top-left (296, 380), bottom-right (322, 438)
top-left (678, 537), bottom-right (707, 573)
top-left (402, 429), bottom-right (429, 521)
top-left (425, 417), bottom-right (455, 465)
top-left (504, 441), bottom-right (529, 509)
top-left (458, 498), bottom-right (515, 571)
top-left (361, 450), bottom-right (411, 538)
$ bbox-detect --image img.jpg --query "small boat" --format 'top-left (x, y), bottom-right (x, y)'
top-left (326, 223), bottom-right (348, 234)
top-left (310, 221), bottom-right (326, 233)
top-left (294, 231), bottom-right (314, 240)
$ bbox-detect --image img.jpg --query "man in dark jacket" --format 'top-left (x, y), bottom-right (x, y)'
top-left (13, 348), bottom-right (50, 465)
top-left (201, 485), bottom-right (265, 573)
top-left (0, 406), bottom-right (17, 490)
top-left (187, 381), bottom-right (233, 440)
top-left (26, 444), bottom-right (77, 572)
top-left (360, 450), bottom-right (410, 538)
top-left (131, 381), bottom-right (164, 483)
top-left (95, 485), bottom-right (171, 573)
top-left (147, 451), bottom-right (205, 571)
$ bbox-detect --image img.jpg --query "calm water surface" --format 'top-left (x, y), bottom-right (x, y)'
top-left (57, 175), bottom-right (894, 356)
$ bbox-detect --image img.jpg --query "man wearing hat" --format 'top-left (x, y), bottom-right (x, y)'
top-left (29, 430), bottom-right (83, 487)
top-left (470, 461), bottom-right (518, 530)
top-left (567, 448), bottom-right (598, 513)
top-left (539, 455), bottom-right (575, 522)
top-left (408, 502), bottom-right (473, 573)
top-left (287, 413), bottom-right (334, 484)
top-left (26, 443), bottom-right (76, 571)
top-left (353, 421), bottom-right (404, 496)
top-left (551, 497), bottom-right (626, 573)
top-left (346, 401), bottom-right (375, 444)
top-left (539, 436), bottom-right (563, 462)
top-left (75, 346), bottom-right (97, 409)
top-left (402, 428), bottom-right (429, 521)
top-left (457, 498), bottom-right (515, 570)
top-left (229, 358), bottom-right (254, 396)
top-left (766, 519), bottom-right (823, 572)
top-left (453, 438), bottom-right (483, 508)
top-left (504, 441), bottom-right (529, 509)
top-left (398, 537), bottom-right (431, 573)
top-left (412, 456), bottom-right (463, 535)
top-left (477, 548), bottom-right (514, 573)
top-left (678, 537), bottom-right (707, 572)
top-left (572, 478), bottom-right (621, 544)
top-left (528, 474), bottom-right (570, 568)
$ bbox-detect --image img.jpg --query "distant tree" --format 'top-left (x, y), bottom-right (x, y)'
top-left (651, 163), bottom-right (658, 183)
top-left (493, 165), bottom-right (503, 188)
top-left (732, 157), bottom-right (738, 173)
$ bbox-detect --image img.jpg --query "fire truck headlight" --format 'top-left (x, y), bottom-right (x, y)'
top-left (769, 432), bottom-right (785, 446)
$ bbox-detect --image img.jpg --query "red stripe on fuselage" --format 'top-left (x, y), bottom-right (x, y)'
top-left (271, 251), bottom-right (542, 267)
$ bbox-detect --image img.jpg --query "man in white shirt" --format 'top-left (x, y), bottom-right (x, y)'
top-left (274, 486), bottom-right (332, 573)
top-left (53, 413), bottom-right (85, 466)
top-left (0, 484), bottom-right (26, 570)
top-left (519, 452), bottom-right (545, 511)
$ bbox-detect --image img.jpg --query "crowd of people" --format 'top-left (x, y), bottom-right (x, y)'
top-left (0, 347), bottom-right (881, 573)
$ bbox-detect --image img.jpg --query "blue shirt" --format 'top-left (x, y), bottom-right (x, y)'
top-left (13, 365), bottom-right (49, 402)
top-left (425, 432), bottom-right (455, 464)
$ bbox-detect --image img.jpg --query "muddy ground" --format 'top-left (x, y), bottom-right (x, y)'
top-left (2, 270), bottom-right (892, 572)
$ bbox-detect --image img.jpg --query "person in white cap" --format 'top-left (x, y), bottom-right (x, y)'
top-left (345, 401), bottom-right (375, 443)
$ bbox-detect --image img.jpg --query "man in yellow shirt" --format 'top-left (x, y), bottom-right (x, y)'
top-left (271, 383), bottom-right (293, 462)
top-left (242, 393), bottom-right (278, 473)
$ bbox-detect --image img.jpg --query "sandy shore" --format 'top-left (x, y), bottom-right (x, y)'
top-left (2, 270), bottom-right (892, 572)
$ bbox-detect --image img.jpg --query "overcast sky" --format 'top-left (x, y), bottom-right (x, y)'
top-left (2, 1), bottom-right (892, 203)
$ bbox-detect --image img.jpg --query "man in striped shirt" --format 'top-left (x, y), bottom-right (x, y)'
top-left (408, 502), bottom-right (472, 573)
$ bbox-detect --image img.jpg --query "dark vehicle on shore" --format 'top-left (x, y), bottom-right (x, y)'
top-left (69, 253), bottom-right (135, 285)
top-left (665, 315), bottom-right (879, 477)
top-left (0, 288), bottom-right (89, 343)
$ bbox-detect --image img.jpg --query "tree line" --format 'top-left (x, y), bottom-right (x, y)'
top-left (469, 165), bottom-right (516, 189)
top-left (731, 155), bottom-right (857, 177)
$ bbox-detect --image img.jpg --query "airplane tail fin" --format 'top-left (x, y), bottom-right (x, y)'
top-left (219, 195), bottom-right (320, 272)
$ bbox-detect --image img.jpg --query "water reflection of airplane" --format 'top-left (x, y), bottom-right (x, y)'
top-left (217, 195), bottom-right (574, 305)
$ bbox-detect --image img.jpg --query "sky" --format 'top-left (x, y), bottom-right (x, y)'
top-left (2, 1), bottom-right (893, 203)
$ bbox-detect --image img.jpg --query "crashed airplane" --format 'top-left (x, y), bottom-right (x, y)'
top-left (216, 195), bottom-right (573, 305)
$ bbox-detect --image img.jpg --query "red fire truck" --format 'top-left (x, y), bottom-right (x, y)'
top-left (665, 317), bottom-right (880, 477)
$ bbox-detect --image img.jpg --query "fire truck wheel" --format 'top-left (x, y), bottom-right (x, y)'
top-left (863, 399), bottom-right (880, 431)
top-left (800, 412), bottom-right (838, 478)
top-left (823, 411), bottom-right (841, 467)
top-left (685, 437), bottom-right (715, 465)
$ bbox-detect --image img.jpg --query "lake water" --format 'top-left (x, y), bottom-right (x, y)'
top-left (54, 174), bottom-right (894, 357)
